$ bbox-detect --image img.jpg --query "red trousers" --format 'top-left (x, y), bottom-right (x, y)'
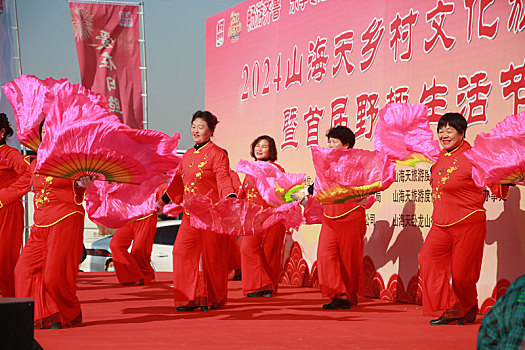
top-left (172, 214), bottom-right (230, 307)
top-left (109, 214), bottom-right (157, 284)
top-left (240, 223), bottom-right (285, 294)
top-left (418, 211), bottom-right (486, 317)
top-left (227, 236), bottom-right (241, 271)
top-left (0, 200), bottom-right (24, 297)
top-left (15, 214), bottom-right (84, 326)
top-left (317, 209), bottom-right (366, 302)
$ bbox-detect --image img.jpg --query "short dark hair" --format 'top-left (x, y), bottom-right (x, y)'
top-left (437, 113), bottom-right (467, 137)
top-left (192, 110), bottom-right (219, 134)
top-left (326, 125), bottom-right (355, 149)
top-left (0, 113), bottom-right (14, 144)
top-left (250, 135), bottom-right (278, 162)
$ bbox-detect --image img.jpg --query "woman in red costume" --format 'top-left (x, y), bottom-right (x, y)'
top-left (316, 126), bottom-right (367, 309)
top-left (293, 126), bottom-right (367, 309)
top-left (418, 113), bottom-right (509, 325)
top-left (157, 110), bottom-right (236, 312)
top-left (109, 212), bottom-right (158, 286)
top-left (0, 113), bottom-right (32, 297)
top-left (14, 120), bottom-right (93, 329)
top-left (238, 135), bottom-right (286, 298)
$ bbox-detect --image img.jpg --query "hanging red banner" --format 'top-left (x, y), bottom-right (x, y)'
top-left (69, 1), bottom-right (143, 129)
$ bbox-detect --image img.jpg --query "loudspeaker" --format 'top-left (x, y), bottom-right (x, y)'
top-left (0, 297), bottom-right (42, 350)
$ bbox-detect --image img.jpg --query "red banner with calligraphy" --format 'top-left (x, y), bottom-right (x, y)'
top-left (69, 1), bottom-right (143, 129)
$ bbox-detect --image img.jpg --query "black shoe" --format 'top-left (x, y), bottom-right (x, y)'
top-left (247, 290), bottom-right (273, 298)
top-left (50, 322), bottom-right (62, 329)
top-left (429, 316), bottom-right (464, 325)
top-left (200, 306), bottom-right (209, 312)
top-left (322, 298), bottom-right (351, 310)
top-left (176, 305), bottom-right (200, 312)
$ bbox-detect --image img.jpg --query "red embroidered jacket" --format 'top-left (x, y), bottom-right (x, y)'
top-left (430, 141), bottom-right (508, 227)
top-left (30, 161), bottom-right (86, 227)
top-left (166, 141), bottom-right (235, 205)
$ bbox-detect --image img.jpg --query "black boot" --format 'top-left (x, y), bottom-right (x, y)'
top-left (322, 298), bottom-right (351, 310)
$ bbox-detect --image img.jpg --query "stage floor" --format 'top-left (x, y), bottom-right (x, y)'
top-left (34, 272), bottom-right (479, 349)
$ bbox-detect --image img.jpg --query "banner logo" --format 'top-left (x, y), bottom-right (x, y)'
top-left (216, 18), bottom-right (225, 47)
top-left (119, 11), bottom-right (133, 27)
top-left (228, 11), bottom-right (241, 43)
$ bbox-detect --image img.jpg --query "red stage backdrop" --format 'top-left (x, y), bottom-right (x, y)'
top-left (206, 0), bottom-right (525, 310)
top-left (69, 1), bottom-right (143, 129)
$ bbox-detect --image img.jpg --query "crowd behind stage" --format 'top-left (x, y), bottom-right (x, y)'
top-left (0, 108), bottom-right (524, 349)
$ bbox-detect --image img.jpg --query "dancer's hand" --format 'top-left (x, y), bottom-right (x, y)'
top-left (155, 200), bottom-right (166, 213)
top-left (75, 176), bottom-right (95, 188)
top-left (290, 190), bottom-right (306, 202)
